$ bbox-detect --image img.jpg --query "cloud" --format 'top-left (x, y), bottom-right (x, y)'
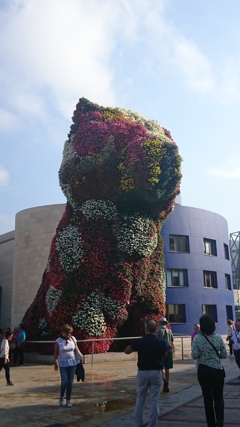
top-left (174, 40), bottom-right (215, 92)
top-left (0, 0), bottom-right (124, 120)
top-left (1, 0), bottom-right (215, 127)
top-left (0, 108), bottom-right (18, 131)
top-left (0, 166), bottom-right (10, 187)
top-left (1, 0), bottom-right (239, 133)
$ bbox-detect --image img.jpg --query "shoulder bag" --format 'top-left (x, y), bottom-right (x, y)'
top-left (201, 333), bottom-right (226, 377)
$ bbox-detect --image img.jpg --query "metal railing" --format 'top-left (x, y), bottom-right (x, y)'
top-left (26, 335), bottom-right (193, 365)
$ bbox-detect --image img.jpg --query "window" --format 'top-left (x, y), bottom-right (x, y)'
top-left (224, 243), bottom-right (229, 260)
top-left (169, 235), bottom-right (189, 253)
top-left (226, 305), bottom-right (233, 320)
top-left (225, 274), bottom-right (231, 290)
top-left (202, 304), bottom-right (218, 322)
top-left (166, 304), bottom-right (186, 323)
top-left (203, 271), bottom-right (218, 288)
top-left (166, 269), bottom-right (188, 287)
top-left (203, 238), bottom-right (217, 256)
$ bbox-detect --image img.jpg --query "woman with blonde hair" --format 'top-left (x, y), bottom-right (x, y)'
top-left (54, 324), bottom-right (83, 408)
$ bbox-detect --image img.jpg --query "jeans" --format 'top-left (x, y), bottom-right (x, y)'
top-left (135, 370), bottom-right (161, 427)
top-left (198, 364), bottom-right (225, 427)
top-left (59, 365), bottom-right (76, 401)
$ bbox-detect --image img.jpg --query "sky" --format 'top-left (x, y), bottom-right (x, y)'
top-left (1, 0), bottom-right (240, 236)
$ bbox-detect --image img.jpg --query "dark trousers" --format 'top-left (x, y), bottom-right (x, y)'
top-left (235, 349), bottom-right (240, 369)
top-left (198, 364), bottom-right (224, 427)
top-left (17, 345), bottom-right (24, 365)
top-left (228, 337), bottom-right (233, 355)
top-left (10, 348), bottom-right (18, 364)
top-left (3, 362), bottom-right (11, 383)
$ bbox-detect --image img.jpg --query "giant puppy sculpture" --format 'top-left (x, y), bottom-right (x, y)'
top-left (23, 98), bottom-right (182, 353)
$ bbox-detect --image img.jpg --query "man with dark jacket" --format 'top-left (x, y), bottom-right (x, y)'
top-left (124, 319), bottom-right (167, 427)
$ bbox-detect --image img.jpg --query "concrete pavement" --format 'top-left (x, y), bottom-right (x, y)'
top-left (0, 355), bottom-right (239, 426)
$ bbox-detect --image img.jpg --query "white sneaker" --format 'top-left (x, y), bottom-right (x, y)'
top-left (66, 400), bottom-right (72, 408)
top-left (59, 397), bottom-right (64, 406)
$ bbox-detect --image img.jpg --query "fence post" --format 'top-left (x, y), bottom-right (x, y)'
top-left (91, 341), bottom-right (94, 366)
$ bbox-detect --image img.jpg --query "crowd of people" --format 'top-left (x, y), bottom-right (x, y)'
top-left (0, 323), bottom-right (26, 386)
top-left (1, 316), bottom-right (240, 427)
top-left (124, 315), bottom-right (240, 427)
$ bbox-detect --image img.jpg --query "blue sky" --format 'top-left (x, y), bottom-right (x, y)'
top-left (1, 0), bottom-right (240, 235)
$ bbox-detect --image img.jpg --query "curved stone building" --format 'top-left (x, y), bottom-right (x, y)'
top-left (11, 204), bottom-right (65, 327)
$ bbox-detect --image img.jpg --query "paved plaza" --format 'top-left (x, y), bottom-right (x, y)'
top-left (0, 355), bottom-right (239, 426)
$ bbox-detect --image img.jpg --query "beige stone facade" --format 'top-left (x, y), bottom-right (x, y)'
top-left (0, 204), bottom-right (65, 328)
top-left (0, 231), bottom-right (15, 327)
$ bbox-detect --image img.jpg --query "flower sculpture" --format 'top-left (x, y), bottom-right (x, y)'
top-left (22, 98), bottom-right (182, 353)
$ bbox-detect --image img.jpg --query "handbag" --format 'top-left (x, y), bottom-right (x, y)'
top-left (201, 333), bottom-right (226, 377)
top-left (71, 337), bottom-right (83, 362)
top-left (75, 361), bottom-right (85, 382)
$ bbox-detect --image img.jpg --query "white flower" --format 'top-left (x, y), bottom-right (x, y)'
top-left (46, 285), bottom-right (62, 314)
top-left (80, 199), bottom-right (118, 220)
top-left (60, 183), bottom-right (75, 207)
top-left (38, 318), bottom-right (51, 336)
top-left (55, 225), bottom-right (84, 272)
top-left (72, 291), bottom-right (127, 335)
top-left (117, 215), bottom-right (158, 257)
top-left (72, 292), bottom-right (106, 336)
top-left (46, 256), bottom-right (51, 273)
top-left (60, 135), bottom-right (78, 169)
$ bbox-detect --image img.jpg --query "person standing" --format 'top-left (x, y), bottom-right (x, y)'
top-left (124, 319), bottom-right (167, 427)
top-left (10, 327), bottom-right (19, 366)
top-left (191, 323), bottom-right (200, 371)
top-left (191, 323), bottom-right (200, 344)
top-left (0, 330), bottom-right (14, 386)
top-left (230, 318), bottom-right (240, 370)
top-left (16, 324), bottom-right (26, 366)
top-left (192, 315), bottom-right (227, 427)
top-left (156, 317), bottom-right (175, 392)
top-left (226, 319), bottom-right (235, 357)
top-left (54, 324), bottom-right (83, 408)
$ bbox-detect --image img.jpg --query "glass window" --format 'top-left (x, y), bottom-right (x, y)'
top-left (202, 304), bottom-right (218, 322)
top-left (166, 304), bottom-right (186, 323)
top-left (203, 238), bottom-right (217, 256)
top-left (225, 274), bottom-right (231, 290)
top-left (224, 243), bottom-right (229, 260)
top-left (169, 235), bottom-right (190, 253)
top-left (167, 269), bottom-right (188, 287)
top-left (226, 305), bottom-right (233, 320)
top-left (203, 271), bottom-right (218, 288)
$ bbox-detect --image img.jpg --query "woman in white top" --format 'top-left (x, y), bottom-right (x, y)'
top-left (0, 329), bottom-right (14, 385)
top-left (226, 319), bottom-right (235, 356)
top-left (54, 324), bottom-right (83, 408)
